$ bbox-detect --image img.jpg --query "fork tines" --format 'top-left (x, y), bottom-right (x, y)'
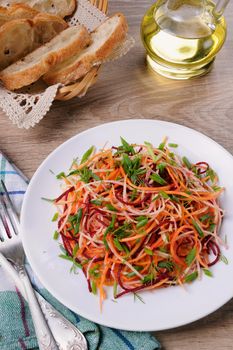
top-left (0, 180), bottom-right (20, 241)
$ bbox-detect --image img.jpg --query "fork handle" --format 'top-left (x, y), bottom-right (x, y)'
top-left (0, 253), bottom-right (88, 350)
top-left (18, 266), bottom-right (59, 350)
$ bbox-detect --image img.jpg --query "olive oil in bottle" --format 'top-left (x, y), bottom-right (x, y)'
top-left (141, 0), bottom-right (227, 79)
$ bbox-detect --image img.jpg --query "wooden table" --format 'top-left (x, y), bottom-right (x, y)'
top-left (1, 0), bottom-right (233, 348)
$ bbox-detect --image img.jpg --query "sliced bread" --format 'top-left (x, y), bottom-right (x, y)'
top-left (33, 12), bottom-right (68, 45)
top-left (0, 25), bottom-right (91, 90)
top-left (0, 3), bottom-right (38, 26)
top-left (0, 0), bottom-right (76, 18)
top-left (43, 13), bottom-right (128, 85)
top-left (0, 13), bottom-right (67, 70)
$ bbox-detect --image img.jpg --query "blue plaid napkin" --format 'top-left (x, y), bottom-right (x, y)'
top-left (0, 151), bottom-right (161, 350)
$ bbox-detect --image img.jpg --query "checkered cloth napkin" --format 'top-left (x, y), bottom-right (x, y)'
top-left (0, 151), bottom-right (161, 350)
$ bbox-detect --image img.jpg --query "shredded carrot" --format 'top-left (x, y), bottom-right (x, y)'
top-left (52, 138), bottom-right (224, 305)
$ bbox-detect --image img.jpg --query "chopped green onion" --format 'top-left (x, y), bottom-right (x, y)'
top-left (133, 292), bottom-right (145, 304)
top-left (106, 203), bottom-right (117, 211)
top-left (169, 152), bottom-right (175, 159)
top-left (168, 143), bottom-right (178, 148)
top-left (185, 248), bottom-right (196, 266)
top-left (158, 140), bottom-right (166, 151)
top-left (182, 156), bottom-right (192, 169)
top-left (41, 197), bottom-right (54, 203)
top-left (53, 230), bottom-right (59, 240)
top-left (192, 219), bottom-right (204, 238)
top-left (185, 271), bottom-right (198, 283)
top-left (136, 216), bottom-right (148, 228)
top-left (51, 212), bottom-right (59, 222)
top-left (59, 244), bottom-right (68, 255)
top-left (150, 173), bottom-right (167, 185)
top-left (144, 141), bottom-right (157, 163)
top-left (209, 223), bottom-right (216, 232)
top-left (89, 264), bottom-right (100, 277)
top-left (56, 172), bottom-right (66, 179)
top-left (59, 254), bottom-right (73, 262)
top-left (200, 214), bottom-right (211, 222)
top-left (91, 281), bottom-right (97, 295)
top-left (144, 247), bottom-right (153, 256)
top-left (159, 191), bottom-right (170, 199)
top-left (69, 208), bottom-right (83, 235)
top-left (170, 194), bottom-right (180, 203)
top-left (206, 169), bottom-right (216, 182)
top-left (81, 146), bottom-right (94, 164)
top-left (113, 237), bottom-right (124, 251)
top-left (91, 199), bottom-right (102, 206)
top-left (212, 186), bottom-right (221, 192)
top-left (72, 244), bottom-right (79, 257)
top-left (126, 266), bottom-right (143, 277)
top-left (130, 188), bottom-right (138, 201)
top-left (113, 281), bottom-right (118, 298)
top-left (220, 255), bottom-right (229, 265)
top-left (120, 137), bottom-right (135, 154)
top-left (142, 273), bottom-right (154, 284)
top-left (203, 269), bottom-right (213, 277)
top-left (158, 261), bottom-right (174, 271)
top-left (157, 162), bottom-right (167, 172)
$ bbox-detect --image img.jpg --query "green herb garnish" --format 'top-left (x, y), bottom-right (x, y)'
top-left (159, 191), bottom-right (170, 199)
top-left (144, 247), bottom-right (153, 256)
top-left (122, 154), bottom-right (145, 184)
top-left (136, 216), bottom-right (148, 228)
top-left (51, 212), bottom-right (59, 222)
top-left (220, 255), bottom-right (229, 265)
top-left (142, 273), bottom-right (154, 284)
top-left (185, 271), bottom-right (198, 283)
top-left (185, 248), bottom-right (196, 266)
top-left (133, 292), bottom-right (145, 304)
top-left (158, 261), bottom-right (174, 271)
top-left (150, 173), bottom-right (167, 185)
top-left (106, 203), bottom-right (117, 211)
top-left (53, 230), bottom-right (59, 240)
top-left (158, 140), bottom-right (166, 151)
top-left (126, 266), bottom-right (143, 277)
top-left (168, 143), bottom-right (178, 148)
top-left (200, 214), bottom-right (211, 222)
top-left (120, 137), bottom-right (135, 155)
top-left (157, 162), bottom-right (167, 172)
top-left (81, 146), bottom-right (94, 164)
top-left (56, 172), bottom-right (66, 179)
top-left (192, 219), bottom-right (204, 238)
top-left (203, 269), bottom-right (213, 277)
top-left (72, 243), bottom-right (79, 257)
top-left (182, 156), bottom-right (192, 169)
top-left (91, 199), bottom-right (103, 206)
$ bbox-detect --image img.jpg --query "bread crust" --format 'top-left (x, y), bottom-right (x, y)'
top-left (0, 3), bottom-right (39, 26)
top-left (0, 13), bottom-right (67, 70)
top-left (0, 0), bottom-right (77, 18)
top-left (43, 13), bottom-right (128, 85)
top-left (0, 26), bottom-right (90, 90)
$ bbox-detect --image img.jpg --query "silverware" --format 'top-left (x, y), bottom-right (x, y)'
top-left (0, 180), bottom-right (88, 350)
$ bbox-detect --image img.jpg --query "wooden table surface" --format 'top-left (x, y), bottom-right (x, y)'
top-left (1, 0), bottom-right (233, 348)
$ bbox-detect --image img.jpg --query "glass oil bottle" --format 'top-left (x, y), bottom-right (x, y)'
top-left (141, 0), bottom-right (229, 79)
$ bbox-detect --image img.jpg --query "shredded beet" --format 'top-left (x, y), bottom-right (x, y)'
top-left (195, 162), bottom-right (209, 175)
top-left (55, 186), bottom-right (75, 203)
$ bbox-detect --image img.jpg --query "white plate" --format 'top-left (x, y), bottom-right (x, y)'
top-left (21, 119), bottom-right (233, 331)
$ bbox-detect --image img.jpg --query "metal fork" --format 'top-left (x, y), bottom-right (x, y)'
top-left (0, 180), bottom-right (88, 350)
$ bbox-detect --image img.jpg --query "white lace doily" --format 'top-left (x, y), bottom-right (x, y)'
top-left (0, 0), bottom-right (134, 129)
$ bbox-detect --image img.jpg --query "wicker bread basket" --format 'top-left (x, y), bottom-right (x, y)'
top-left (55, 0), bottom-right (108, 101)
